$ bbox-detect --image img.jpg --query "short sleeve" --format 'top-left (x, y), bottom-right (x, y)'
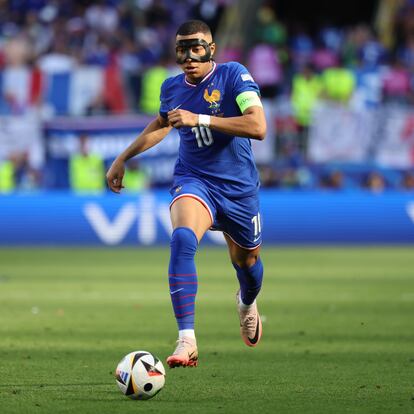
top-left (229, 62), bottom-right (261, 100)
top-left (159, 79), bottom-right (169, 119)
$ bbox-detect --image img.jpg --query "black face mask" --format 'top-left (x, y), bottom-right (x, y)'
top-left (175, 39), bottom-right (213, 64)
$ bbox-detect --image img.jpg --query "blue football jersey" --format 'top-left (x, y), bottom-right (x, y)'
top-left (159, 61), bottom-right (261, 198)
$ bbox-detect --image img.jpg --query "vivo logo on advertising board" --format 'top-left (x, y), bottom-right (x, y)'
top-left (83, 194), bottom-right (225, 246)
top-left (1, 192), bottom-right (414, 245)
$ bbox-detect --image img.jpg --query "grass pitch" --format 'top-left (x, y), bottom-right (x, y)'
top-left (0, 246), bottom-right (413, 414)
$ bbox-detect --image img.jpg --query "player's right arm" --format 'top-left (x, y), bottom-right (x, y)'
top-left (106, 115), bottom-right (171, 193)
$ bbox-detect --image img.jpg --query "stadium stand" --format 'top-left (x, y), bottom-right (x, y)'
top-left (0, 0), bottom-right (414, 192)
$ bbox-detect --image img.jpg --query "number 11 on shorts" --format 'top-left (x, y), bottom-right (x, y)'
top-left (251, 213), bottom-right (261, 238)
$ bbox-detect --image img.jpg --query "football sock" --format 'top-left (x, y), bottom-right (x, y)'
top-left (169, 227), bottom-right (198, 331)
top-left (233, 257), bottom-right (263, 306)
top-left (238, 295), bottom-right (254, 310)
top-left (179, 329), bottom-right (196, 340)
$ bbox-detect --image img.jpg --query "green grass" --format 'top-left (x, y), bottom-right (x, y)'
top-left (0, 246), bottom-right (413, 413)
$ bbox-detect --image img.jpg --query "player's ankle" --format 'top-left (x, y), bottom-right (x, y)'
top-left (178, 329), bottom-right (196, 340)
top-left (238, 292), bottom-right (256, 311)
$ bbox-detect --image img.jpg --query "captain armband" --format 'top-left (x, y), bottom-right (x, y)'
top-left (236, 91), bottom-right (263, 113)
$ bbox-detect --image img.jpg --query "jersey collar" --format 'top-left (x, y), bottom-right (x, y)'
top-left (184, 61), bottom-right (217, 87)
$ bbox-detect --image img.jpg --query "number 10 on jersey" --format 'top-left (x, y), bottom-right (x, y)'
top-left (191, 126), bottom-right (214, 148)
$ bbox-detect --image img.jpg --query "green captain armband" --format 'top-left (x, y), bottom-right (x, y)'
top-left (236, 91), bottom-right (263, 113)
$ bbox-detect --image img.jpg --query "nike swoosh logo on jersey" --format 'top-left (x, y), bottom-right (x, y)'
top-left (253, 235), bottom-right (261, 243)
top-left (170, 288), bottom-right (184, 295)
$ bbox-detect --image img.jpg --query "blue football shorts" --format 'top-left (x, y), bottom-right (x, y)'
top-left (169, 176), bottom-right (262, 250)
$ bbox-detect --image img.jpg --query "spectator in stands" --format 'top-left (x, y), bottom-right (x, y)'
top-left (247, 39), bottom-right (281, 164)
top-left (14, 151), bottom-right (41, 191)
top-left (318, 26), bottom-right (343, 55)
top-left (382, 55), bottom-right (412, 104)
top-left (257, 164), bottom-right (278, 188)
top-left (321, 59), bottom-right (356, 103)
top-left (247, 42), bottom-right (283, 99)
top-left (123, 159), bottom-right (149, 192)
top-left (38, 36), bottom-right (76, 74)
top-left (311, 26), bottom-right (341, 72)
top-left (289, 24), bottom-right (314, 73)
top-left (0, 156), bottom-right (15, 193)
top-left (254, 6), bottom-right (286, 47)
top-left (102, 50), bottom-right (128, 114)
top-left (85, 1), bottom-right (119, 35)
top-left (342, 24), bottom-right (372, 67)
top-left (319, 169), bottom-right (345, 190)
top-left (351, 53), bottom-right (383, 110)
top-left (364, 171), bottom-right (386, 192)
top-left (358, 32), bottom-right (386, 70)
top-left (310, 42), bottom-right (339, 72)
top-left (279, 167), bottom-right (301, 188)
top-left (119, 35), bottom-right (144, 112)
top-left (1, 35), bottom-right (32, 114)
top-left (69, 134), bottom-right (105, 194)
top-left (38, 36), bottom-right (77, 116)
top-left (0, 151), bottom-right (40, 192)
top-left (397, 32), bottom-right (414, 70)
top-left (291, 63), bottom-right (322, 154)
top-left (192, 0), bottom-right (226, 36)
top-left (401, 170), bottom-right (414, 189)
top-left (140, 55), bottom-right (169, 115)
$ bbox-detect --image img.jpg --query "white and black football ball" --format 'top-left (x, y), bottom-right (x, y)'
top-left (115, 351), bottom-right (165, 400)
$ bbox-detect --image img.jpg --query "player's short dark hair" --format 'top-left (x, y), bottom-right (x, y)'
top-left (176, 20), bottom-right (212, 37)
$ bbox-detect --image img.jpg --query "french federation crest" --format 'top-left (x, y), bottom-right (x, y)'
top-left (203, 87), bottom-right (221, 114)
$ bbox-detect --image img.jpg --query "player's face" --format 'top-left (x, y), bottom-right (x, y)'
top-left (176, 32), bottom-right (215, 81)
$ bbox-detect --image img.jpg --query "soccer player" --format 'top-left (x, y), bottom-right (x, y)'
top-left (106, 20), bottom-right (266, 368)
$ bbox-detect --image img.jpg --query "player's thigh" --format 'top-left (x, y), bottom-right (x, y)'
top-left (224, 233), bottom-right (261, 268)
top-left (170, 196), bottom-right (212, 242)
top-left (218, 193), bottom-right (262, 255)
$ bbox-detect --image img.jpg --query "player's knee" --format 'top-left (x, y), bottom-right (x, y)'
top-left (170, 227), bottom-right (198, 257)
top-left (232, 250), bottom-right (260, 269)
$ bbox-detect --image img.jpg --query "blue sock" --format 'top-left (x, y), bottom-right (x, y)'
top-left (169, 227), bottom-right (198, 330)
top-left (233, 257), bottom-right (263, 305)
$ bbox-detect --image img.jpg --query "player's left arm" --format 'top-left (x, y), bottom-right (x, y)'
top-left (167, 93), bottom-right (267, 140)
top-left (210, 103), bottom-right (266, 140)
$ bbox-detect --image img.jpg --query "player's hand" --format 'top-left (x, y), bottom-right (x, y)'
top-left (167, 109), bottom-right (198, 128)
top-left (106, 158), bottom-right (125, 193)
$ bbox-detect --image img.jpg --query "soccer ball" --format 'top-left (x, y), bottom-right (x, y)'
top-left (115, 351), bottom-right (166, 400)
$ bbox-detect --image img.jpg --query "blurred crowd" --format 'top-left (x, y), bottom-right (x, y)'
top-left (244, 1), bottom-right (414, 192)
top-left (0, 0), bottom-right (228, 115)
top-left (0, 0), bottom-right (414, 193)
